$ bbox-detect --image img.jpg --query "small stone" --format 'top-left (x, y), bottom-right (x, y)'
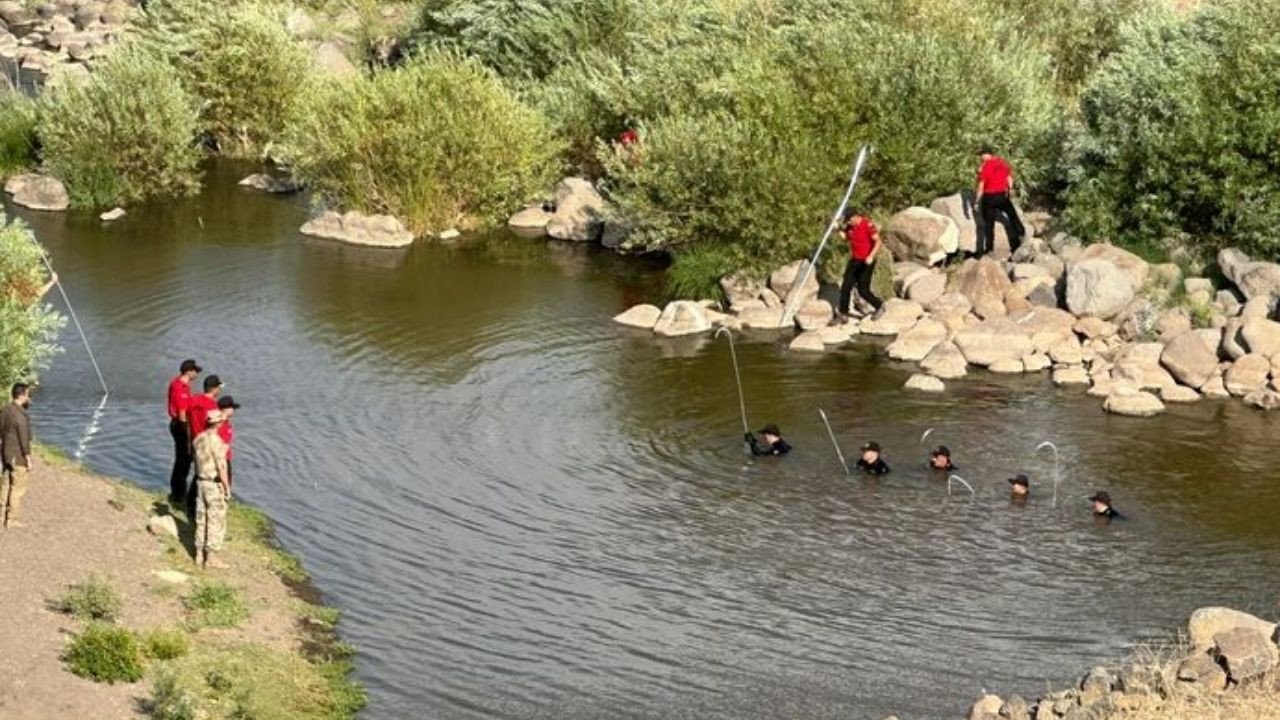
top-left (1022, 353), bottom-right (1051, 372)
top-left (653, 300), bottom-right (711, 337)
top-left (612, 304), bottom-right (662, 329)
top-left (438, 228), bottom-right (460, 240)
top-left (508, 205), bottom-right (552, 231)
top-left (789, 330), bottom-right (826, 353)
top-left (819, 322), bottom-right (856, 345)
top-left (1053, 366), bottom-right (1090, 386)
top-left (1103, 390), bottom-right (1165, 417)
top-left (1244, 388), bottom-right (1280, 411)
top-left (99, 207), bottom-right (125, 221)
top-left (151, 569), bottom-right (190, 585)
top-left (904, 373), bottom-right (945, 392)
top-left (1160, 385), bottom-right (1200, 403)
top-left (146, 514), bottom-right (178, 539)
top-left (239, 172), bottom-right (299, 194)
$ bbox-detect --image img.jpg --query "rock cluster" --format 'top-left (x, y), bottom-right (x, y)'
top-left (508, 176), bottom-right (632, 249)
top-left (0, 0), bottom-right (135, 93)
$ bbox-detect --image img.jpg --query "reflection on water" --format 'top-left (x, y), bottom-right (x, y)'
top-left (15, 163), bottom-right (1280, 720)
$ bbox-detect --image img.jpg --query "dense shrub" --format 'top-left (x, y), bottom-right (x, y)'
top-left (0, 217), bottom-right (64, 386)
top-left (0, 92), bottom-right (37, 176)
top-left (1065, 0), bottom-right (1280, 257)
top-left (38, 46), bottom-right (201, 208)
top-left (64, 623), bottom-right (144, 684)
top-left (142, 628), bottom-right (191, 660)
top-left (54, 576), bottom-right (123, 622)
top-left (137, 0), bottom-right (312, 157)
top-left (282, 52), bottom-right (562, 234)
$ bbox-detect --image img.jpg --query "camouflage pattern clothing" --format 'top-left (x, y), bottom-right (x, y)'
top-left (192, 428), bottom-right (229, 553)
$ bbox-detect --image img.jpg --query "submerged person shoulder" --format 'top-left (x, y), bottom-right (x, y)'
top-left (745, 424), bottom-right (791, 457)
top-left (1090, 491), bottom-right (1124, 522)
top-left (857, 441), bottom-right (890, 475)
top-left (928, 445), bottom-right (955, 473)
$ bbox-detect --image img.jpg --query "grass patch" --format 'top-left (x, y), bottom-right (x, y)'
top-left (0, 91), bottom-right (37, 177)
top-left (54, 575), bottom-right (123, 622)
top-left (142, 628), bottom-right (191, 661)
top-left (183, 582), bottom-right (250, 629)
top-left (228, 503), bottom-right (307, 583)
top-left (63, 623), bottom-right (144, 684)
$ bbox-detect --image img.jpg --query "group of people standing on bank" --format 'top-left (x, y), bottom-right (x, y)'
top-left (838, 148), bottom-right (1026, 316)
top-left (167, 359), bottom-right (241, 569)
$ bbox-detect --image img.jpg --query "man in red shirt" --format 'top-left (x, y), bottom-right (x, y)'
top-left (974, 147), bottom-right (1026, 257)
top-left (185, 374), bottom-right (223, 517)
top-left (166, 359), bottom-right (201, 505)
top-left (216, 395), bottom-right (240, 493)
top-left (837, 208), bottom-right (884, 317)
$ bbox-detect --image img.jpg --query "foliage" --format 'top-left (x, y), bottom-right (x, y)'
top-left (663, 245), bottom-right (737, 302)
top-left (1065, 0), bottom-right (1280, 257)
top-left (0, 217), bottom-right (64, 386)
top-left (282, 52), bottom-right (562, 234)
top-left (54, 575), bottom-right (123, 622)
top-left (150, 669), bottom-right (198, 720)
top-left (183, 582), bottom-right (249, 628)
top-left (0, 91), bottom-right (37, 176)
top-left (37, 45), bottom-right (201, 208)
top-left (143, 628), bottom-right (191, 660)
top-left (135, 0), bottom-right (312, 157)
top-left (63, 623), bottom-right (144, 684)
top-left (870, 252), bottom-right (895, 306)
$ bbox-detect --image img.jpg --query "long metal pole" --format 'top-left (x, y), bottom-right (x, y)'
top-left (715, 327), bottom-right (749, 434)
top-left (817, 408), bottom-right (849, 475)
top-left (779, 145), bottom-right (871, 327)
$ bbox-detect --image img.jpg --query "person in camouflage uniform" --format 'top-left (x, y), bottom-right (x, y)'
top-left (192, 409), bottom-right (231, 569)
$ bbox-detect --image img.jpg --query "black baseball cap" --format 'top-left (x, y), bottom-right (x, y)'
top-left (861, 441), bottom-right (881, 452)
top-left (759, 423), bottom-right (781, 437)
top-left (217, 395), bottom-right (240, 410)
top-left (1089, 491), bottom-right (1112, 505)
top-left (1008, 474), bottom-right (1030, 488)
top-left (203, 374), bottom-right (223, 392)
top-left (931, 445), bottom-right (951, 458)
top-left (180, 359), bottom-right (201, 373)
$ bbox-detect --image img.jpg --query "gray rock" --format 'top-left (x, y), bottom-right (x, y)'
top-left (819, 322), bottom-right (856, 345)
top-left (789, 330), bottom-right (826, 353)
top-left (948, 257), bottom-right (1012, 319)
top-left (313, 41), bottom-right (357, 77)
top-left (738, 306), bottom-right (785, 330)
top-left (1212, 627), bottom-right (1278, 682)
top-left (1241, 295), bottom-right (1275, 320)
top-left (1078, 243), bottom-right (1149, 290)
top-left (239, 172), bottom-right (299, 194)
top-left (719, 274), bottom-right (765, 310)
top-left (794, 299), bottom-right (833, 332)
top-left (3, 172), bottom-right (68, 211)
top-left (1074, 316), bottom-right (1118, 339)
top-left (508, 205), bottom-right (552, 231)
top-left (1221, 318), bottom-right (1248, 360)
top-left (1053, 365), bottom-right (1090, 386)
top-left (1103, 389), bottom-right (1165, 416)
top-left (612, 304), bottom-right (662, 329)
top-left (1022, 353), bottom-right (1051, 372)
top-left (769, 259), bottom-right (820, 310)
top-left (1224, 354), bottom-right (1270, 396)
top-left (859, 298), bottom-right (924, 336)
top-left (1215, 289), bottom-right (1242, 316)
top-left (1241, 318), bottom-right (1280, 358)
top-left (1244, 387), bottom-right (1280, 411)
top-left (547, 177), bottom-right (607, 242)
top-left (146, 514), bottom-right (178, 539)
top-left (999, 694), bottom-right (1030, 720)
top-left (881, 206), bottom-right (959, 265)
top-left (926, 291), bottom-right (973, 319)
top-left (921, 340), bottom-right (968, 379)
top-left (906, 271), bottom-right (947, 306)
top-left (886, 317), bottom-right (948, 361)
top-left (98, 207), bottom-right (125, 222)
top-left (968, 693), bottom-right (1003, 720)
top-left (903, 373), bottom-right (945, 393)
top-left (1027, 283), bottom-right (1059, 309)
top-left (1188, 607), bottom-right (1277, 651)
top-left (1218, 247), bottom-right (1280, 300)
top-left (1176, 652), bottom-right (1226, 690)
top-left (1066, 259), bottom-right (1133, 320)
top-left (1160, 385), bottom-right (1201, 403)
top-left (954, 317), bottom-right (1033, 367)
top-left (300, 210), bottom-right (413, 247)
top-left (653, 300), bottom-right (712, 337)
top-left (1156, 307), bottom-right (1192, 340)
top-left (1160, 331), bottom-right (1219, 389)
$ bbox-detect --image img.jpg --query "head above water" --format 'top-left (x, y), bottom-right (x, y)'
top-left (203, 374), bottom-right (223, 395)
top-left (930, 446), bottom-right (951, 469)
top-left (1089, 491), bottom-right (1112, 513)
top-left (1008, 474), bottom-right (1030, 496)
top-left (759, 423), bottom-right (781, 442)
top-left (861, 441), bottom-right (881, 461)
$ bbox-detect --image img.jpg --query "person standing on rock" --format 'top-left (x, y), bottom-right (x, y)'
top-left (216, 395), bottom-right (240, 494)
top-left (837, 208), bottom-right (883, 318)
top-left (745, 423), bottom-right (791, 457)
top-left (192, 409), bottom-right (232, 569)
top-left (185, 374), bottom-right (223, 518)
top-left (974, 147), bottom-right (1025, 257)
top-left (166, 359), bottom-right (201, 507)
top-left (0, 383), bottom-right (34, 528)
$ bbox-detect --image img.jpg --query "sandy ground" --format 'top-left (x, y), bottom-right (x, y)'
top-left (0, 451), bottom-right (310, 720)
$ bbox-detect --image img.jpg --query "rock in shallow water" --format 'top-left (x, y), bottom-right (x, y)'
top-left (300, 210), bottom-right (414, 248)
top-left (4, 173), bottom-right (68, 211)
top-left (652, 301), bottom-right (711, 337)
top-left (612, 304), bottom-right (661, 329)
top-left (1103, 389), bottom-right (1165, 417)
top-left (789, 330), bottom-right (826, 353)
top-left (903, 373), bottom-right (944, 393)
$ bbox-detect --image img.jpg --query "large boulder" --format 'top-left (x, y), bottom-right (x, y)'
top-left (720, 274), bottom-right (765, 311)
top-left (1116, 342), bottom-right (1177, 391)
top-left (300, 210), bottom-right (414, 247)
top-left (921, 341), bottom-right (968, 379)
top-left (1077, 243), bottom-right (1149, 290)
top-left (926, 291), bottom-right (972, 319)
top-left (881, 206), bottom-right (959, 265)
top-left (929, 193), bottom-right (1011, 256)
top-left (1104, 389), bottom-right (1165, 417)
top-left (967, 693), bottom-right (1003, 720)
top-left (1218, 247), bottom-right (1280, 301)
top-left (738, 306), bottom-right (785, 329)
top-left (547, 177), bottom-right (607, 242)
top-left (954, 318), bottom-right (1033, 367)
top-left (1160, 331), bottom-right (1219, 389)
top-left (1009, 307), bottom-right (1077, 352)
top-left (905, 271), bottom-right (946, 306)
top-left (508, 205), bottom-right (553, 231)
top-left (1224, 354), bottom-right (1270, 397)
top-left (948, 257), bottom-right (1012, 319)
top-left (886, 317), bottom-right (948, 361)
top-left (1189, 607), bottom-right (1277, 651)
top-left (4, 173), bottom-right (69, 211)
top-left (794, 299), bottom-right (833, 331)
top-left (1066, 259), bottom-right (1134, 320)
top-left (612, 304), bottom-right (662, 329)
top-left (859, 299), bottom-right (923, 336)
top-left (1241, 318), bottom-right (1280, 358)
top-left (769, 260), bottom-right (819, 309)
top-left (1212, 627), bottom-right (1278, 682)
top-left (652, 301), bottom-right (711, 337)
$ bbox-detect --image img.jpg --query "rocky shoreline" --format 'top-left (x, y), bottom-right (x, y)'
top-left (599, 193), bottom-right (1280, 417)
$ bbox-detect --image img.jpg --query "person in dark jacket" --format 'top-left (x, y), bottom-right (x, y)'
top-left (0, 383), bottom-right (34, 528)
top-left (745, 424), bottom-right (791, 457)
top-left (1090, 491), bottom-right (1123, 523)
top-left (928, 446), bottom-right (956, 472)
top-left (856, 441), bottom-right (890, 475)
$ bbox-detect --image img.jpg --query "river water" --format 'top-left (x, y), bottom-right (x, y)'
top-left (13, 163), bottom-right (1280, 719)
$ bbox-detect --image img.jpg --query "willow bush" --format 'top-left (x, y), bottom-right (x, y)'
top-left (1065, 0), bottom-right (1280, 257)
top-left (0, 92), bottom-right (38, 177)
top-left (282, 52), bottom-right (562, 234)
top-left (0, 216), bottom-right (65, 386)
top-left (38, 47), bottom-right (201, 208)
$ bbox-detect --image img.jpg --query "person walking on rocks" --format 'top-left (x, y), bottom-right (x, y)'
top-left (0, 383), bottom-right (34, 528)
top-left (166, 359), bottom-right (201, 506)
top-left (974, 147), bottom-right (1025, 257)
top-left (185, 374), bottom-right (223, 517)
top-left (837, 208), bottom-right (883, 318)
top-left (192, 409), bottom-right (232, 569)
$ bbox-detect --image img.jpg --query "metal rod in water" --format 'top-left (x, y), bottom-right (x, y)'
top-left (779, 145), bottom-right (871, 327)
top-left (817, 408), bottom-right (850, 475)
top-left (947, 475), bottom-right (975, 496)
top-left (714, 327), bottom-right (749, 434)
top-left (1036, 441), bottom-right (1060, 508)
top-left (920, 427), bottom-right (935, 445)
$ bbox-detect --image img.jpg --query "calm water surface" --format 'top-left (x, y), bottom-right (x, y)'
top-left (14, 164), bottom-right (1280, 719)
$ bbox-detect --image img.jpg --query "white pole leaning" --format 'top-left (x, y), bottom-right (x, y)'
top-left (779, 145), bottom-right (872, 328)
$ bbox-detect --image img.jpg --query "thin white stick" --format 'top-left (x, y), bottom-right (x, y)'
top-left (715, 327), bottom-right (749, 434)
top-left (817, 408), bottom-right (850, 475)
top-left (1036, 441), bottom-right (1060, 508)
top-left (948, 474), bottom-right (975, 497)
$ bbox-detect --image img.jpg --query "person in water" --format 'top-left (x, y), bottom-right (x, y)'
top-left (857, 442), bottom-right (890, 475)
top-left (928, 446), bottom-right (955, 472)
top-left (1090, 491), bottom-right (1123, 521)
top-left (1008, 474), bottom-right (1030, 505)
top-left (745, 424), bottom-right (791, 456)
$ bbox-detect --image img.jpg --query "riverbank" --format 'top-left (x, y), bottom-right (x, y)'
top-left (0, 445), bottom-right (362, 719)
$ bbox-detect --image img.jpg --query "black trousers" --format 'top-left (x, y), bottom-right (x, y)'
top-left (839, 259), bottom-right (881, 314)
top-left (169, 419), bottom-right (191, 501)
top-left (977, 192), bottom-right (1025, 256)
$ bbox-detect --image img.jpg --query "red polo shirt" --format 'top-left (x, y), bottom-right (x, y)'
top-left (846, 217), bottom-right (877, 261)
top-left (218, 420), bottom-right (234, 461)
top-left (167, 377), bottom-right (191, 420)
top-left (188, 394), bottom-right (218, 437)
top-left (978, 156), bottom-right (1012, 194)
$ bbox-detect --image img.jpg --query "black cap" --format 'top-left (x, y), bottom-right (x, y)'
top-left (931, 445), bottom-right (951, 458)
top-left (1089, 491), bottom-right (1112, 505)
top-left (180, 359), bottom-right (201, 373)
top-left (759, 423), bottom-right (781, 437)
top-left (1008, 474), bottom-right (1030, 487)
top-left (861, 441), bottom-right (881, 452)
top-left (203, 374), bottom-right (223, 392)
top-left (217, 395), bottom-right (240, 410)
top-left (978, 144), bottom-right (994, 155)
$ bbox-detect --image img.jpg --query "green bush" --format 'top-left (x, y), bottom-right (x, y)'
top-left (64, 623), bottom-right (144, 684)
top-left (150, 670), bottom-right (198, 720)
top-left (282, 52), bottom-right (562, 234)
top-left (0, 92), bottom-right (37, 176)
top-left (38, 45), bottom-right (202, 208)
top-left (0, 216), bottom-right (64, 386)
top-left (136, 0), bottom-right (312, 157)
top-left (54, 576), bottom-right (123, 622)
top-left (142, 628), bottom-right (191, 660)
top-left (1065, 0), bottom-right (1280, 256)
top-left (183, 582), bottom-right (249, 628)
